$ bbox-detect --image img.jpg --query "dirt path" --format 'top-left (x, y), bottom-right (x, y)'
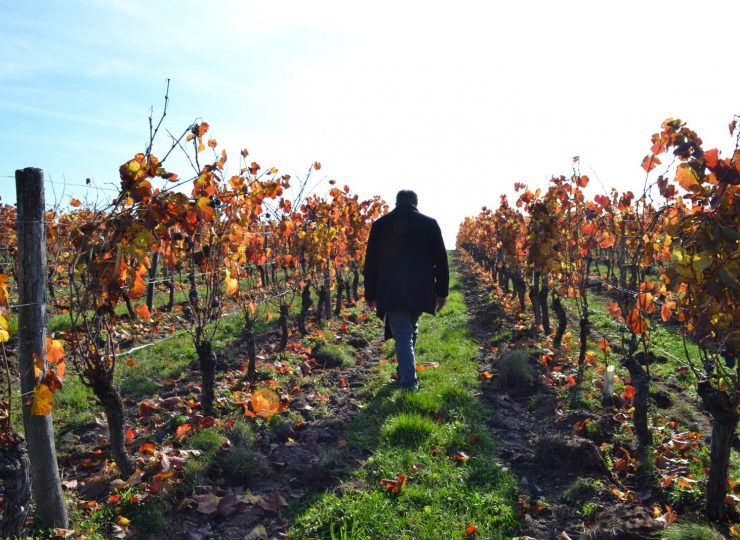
top-left (458, 256), bottom-right (667, 540)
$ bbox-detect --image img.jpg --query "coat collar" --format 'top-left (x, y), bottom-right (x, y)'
top-left (393, 203), bottom-right (419, 213)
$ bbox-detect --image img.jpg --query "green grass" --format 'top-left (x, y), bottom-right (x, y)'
top-left (313, 342), bottom-right (356, 368)
top-left (188, 427), bottom-right (224, 453)
top-left (580, 293), bottom-right (701, 386)
top-left (380, 412), bottom-right (438, 447)
top-left (657, 522), bottom-right (725, 540)
top-left (289, 254), bottom-right (519, 539)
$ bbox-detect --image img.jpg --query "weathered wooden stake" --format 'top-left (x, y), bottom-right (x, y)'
top-left (15, 168), bottom-right (68, 528)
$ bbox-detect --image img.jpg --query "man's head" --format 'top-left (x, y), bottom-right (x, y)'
top-left (395, 190), bottom-right (418, 208)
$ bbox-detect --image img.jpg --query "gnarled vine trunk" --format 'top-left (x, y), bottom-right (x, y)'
top-left (576, 314), bottom-right (589, 382)
top-left (552, 295), bottom-right (567, 349)
top-left (538, 285), bottom-right (550, 336)
top-left (122, 291), bottom-right (136, 319)
top-left (344, 279), bottom-right (353, 308)
top-left (297, 284), bottom-right (313, 336)
top-left (323, 264), bottom-right (332, 320)
top-left (698, 380), bottom-right (739, 521)
top-left (512, 274), bottom-right (526, 311)
top-left (197, 340), bottom-right (217, 416)
top-left (243, 316), bottom-right (257, 381)
top-left (92, 377), bottom-right (134, 477)
top-left (278, 304), bottom-right (289, 353)
top-left (352, 266), bottom-right (360, 301)
top-left (335, 273), bottom-right (344, 316)
top-left (622, 355), bottom-right (651, 449)
top-left (530, 272), bottom-right (542, 329)
top-left (316, 285), bottom-right (327, 322)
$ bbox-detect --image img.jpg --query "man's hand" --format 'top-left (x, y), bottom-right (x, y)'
top-left (435, 296), bottom-right (447, 312)
top-left (367, 300), bottom-right (377, 310)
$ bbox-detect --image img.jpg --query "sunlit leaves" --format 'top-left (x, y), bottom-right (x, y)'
top-left (598, 230), bottom-right (614, 249)
top-left (225, 276), bottom-right (238, 296)
top-left (661, 299), bottom-right (676, 321)
top-left (31, 383), bottom-right (54, 416)
top-left (129, 273), bottom-right (147, 300)
top-left (0, 274), bottom-right (9, 306)
top-left (196, 196), bottom-right (214, 221)
top-left (136, 304), bottom-right (151, 320)
top-left (625, 308), bottom-right (648, 335)
top-left (606, 301), bottom-right (622, 319)
top-left (46, 338), bottom-right (65, 364)
top-left (0, 314), bottom-right (9, 343)
top-left (675, 163), bottom-right (699, 191)
top-left (641, 154), bottom-right (661, 172)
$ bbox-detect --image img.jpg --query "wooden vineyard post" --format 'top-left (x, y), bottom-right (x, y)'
top-left (15, 168), bottom-right (68, 528)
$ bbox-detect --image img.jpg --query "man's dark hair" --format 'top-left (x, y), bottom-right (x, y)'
top-left (396, 190), bottom-right (418, 207)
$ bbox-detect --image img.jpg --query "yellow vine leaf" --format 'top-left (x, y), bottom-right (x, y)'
top-left (225, 277), bottom-right (238, 296)
top-left (0, 314), bottom-right (10, 343)
top-left (676, 164), bottom-right (699, 191)
top-left (31, 384), bottom-right (54, 416)
top-left (46, 338), bottom-right (65, 364)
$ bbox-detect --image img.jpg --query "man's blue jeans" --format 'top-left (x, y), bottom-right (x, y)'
top-left (387, 309), bottom-right (419, 389)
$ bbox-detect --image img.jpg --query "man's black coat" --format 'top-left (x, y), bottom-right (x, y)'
top-left (363, 203), bottom-right (449, 321)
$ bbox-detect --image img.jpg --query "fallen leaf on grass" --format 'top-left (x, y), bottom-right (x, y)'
top-left (416, 361), bottom-right (439, 372)
top-left (380, 472), bottom-right (408, 494)
top-left (248, 388), bottom-right (282, 418)
top-left (729, 524), bottom-right (740, 538)
top-left (480, 370), bottom-right (495, 380)
top-left (453, 451), bottom-right (470, 462)
top-left (463, 524), bottom-right (478, 537)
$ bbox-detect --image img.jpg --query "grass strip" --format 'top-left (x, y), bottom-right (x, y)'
top-left (289, 255), bottom-right (519, 540)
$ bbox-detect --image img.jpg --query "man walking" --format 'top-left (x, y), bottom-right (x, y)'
top-left (363, 190), bottom-right (449, 390)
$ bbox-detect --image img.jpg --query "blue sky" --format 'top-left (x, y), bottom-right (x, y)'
top-left (2, 0), bottom-right (738, 246)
